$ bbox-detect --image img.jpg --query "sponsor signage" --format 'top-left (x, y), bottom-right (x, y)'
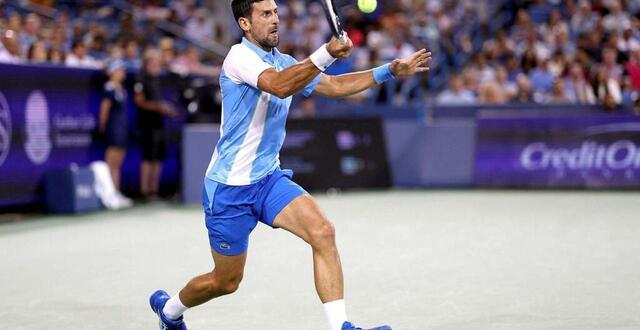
top-left (281, 118), bottom-right (391, 190)
top-left (475, 111), bottom-right (640, 188)
top-left (0, 63), bottom-right (182, 208)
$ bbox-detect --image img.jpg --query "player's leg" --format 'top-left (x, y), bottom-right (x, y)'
top-left (262, 170), bottom-right (390, 330)
top-left (258, 170), bottom-right (346, 330)
top-left (151, 179), bottom-right (259, 328)
top-left (274, 195), bottom-right (343, 302)
top-left (163, 250), bottom-right (247, 318)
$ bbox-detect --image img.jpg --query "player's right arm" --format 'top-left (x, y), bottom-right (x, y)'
top-left (258, 37), bottom-right (352, 98)
top-left (225, 37), bottom-right (352, 99)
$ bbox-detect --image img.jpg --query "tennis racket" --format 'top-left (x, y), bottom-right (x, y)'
top-left (319, 0), bottom-right (346, 43)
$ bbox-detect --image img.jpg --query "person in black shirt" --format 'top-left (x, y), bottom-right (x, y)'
top-left (134, 49), bottom-right (177, 199)
top-left (99, 60), bottom-right (128, 192)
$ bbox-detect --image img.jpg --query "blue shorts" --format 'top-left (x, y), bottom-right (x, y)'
top-left (201, 168), bottom-right (307, 256)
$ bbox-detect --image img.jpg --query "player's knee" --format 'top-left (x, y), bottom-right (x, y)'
top-left (219, 279), bottom-right (241, 295)
top-left (309, 219), bottom-right (336, 249)
top-left (211, 272), bottom-right (243, 296)
top-left (214, 276), bottom-right (242, 295)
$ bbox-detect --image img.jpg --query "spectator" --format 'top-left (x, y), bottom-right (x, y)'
top-left (528, 0), bottom-right (554, 25)
top-left (618, 26), bottom-right (640, 55)
top-left (48, 47), bottom-right (65, 64)
top-left (483, 30), bottom-right (515, 62)
top-left (495, 66), bottom-right (518, 100)
top-left (548, 78), bottom-right (571, 104)
top-left (184, 8), bottom-right (214, 43)
top-left (504, 53), bottom-right (523, 82)
top-left (571, 0), bottom-right (600, 35)
top-left (626, 49), bottom-right (640, 91)
top-left (172, 46), bottom-right (220, 77)
top-left (27, 40), bottom-right (48, 63)
top-left (511, 9), bottom-right (534, 44)
top-left (88, 33), bottom-right (108, 61)
top-left (478, 80), bottom-right (507, 104)
top-left (548, 51), bottom-right (568, 78)
top-left (551, 28), bottom-right (576, 58)
top-left (122, 40), bottom-right (142, 72)
top-left (19, 13), bottom-right (40, 55)
top-left (530, 58), bottom-right (555, 99)
top-left (65, 40), bottom-right (101, 69)
top-left (469, 53), bottom-right (496, 83)
top-left (540, 9), bottom-right (569, 48)
top-left (0, 29), bottom-right (22, 63)
top-left (99, 60), bottom-right (129, 192)
top-left (594, 66), bottom-right (623, 108)
top-left (602, 0), bottom-right (631, 34)
top-left (513, 74), bottom-right (535, 103)
top-left (158, 38), bottom-right (177, 73)
top-left (134, 49), bottom-right (178, 200)
top-left (600, 48), bottom-right (624, 81)
top-left (436, 74), bottom-right (476, 105)
top-left (564, 63), bottom-right (596, 104)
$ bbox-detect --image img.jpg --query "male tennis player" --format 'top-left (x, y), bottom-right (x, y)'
top-left (150, 1), bottom-right (431, 329)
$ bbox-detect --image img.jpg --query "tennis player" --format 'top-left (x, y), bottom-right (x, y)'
top-left (150, 1), bottom-right (431, 329)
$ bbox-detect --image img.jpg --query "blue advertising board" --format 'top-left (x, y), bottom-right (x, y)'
top-left (475, 111), bottom-right (640, 188)
top-left (0, 63), bottom-right (183, 208)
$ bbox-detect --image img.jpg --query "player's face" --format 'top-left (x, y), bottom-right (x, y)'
top-left (249, 0), bottom-right (280, 50)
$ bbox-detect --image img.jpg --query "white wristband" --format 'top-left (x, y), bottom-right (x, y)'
top-left (309, 44), bottom-right (337, 72)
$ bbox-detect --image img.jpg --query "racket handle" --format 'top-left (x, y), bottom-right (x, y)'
top-left (338, 32), bottom-right (347, 44)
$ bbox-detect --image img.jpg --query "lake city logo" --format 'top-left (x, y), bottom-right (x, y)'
top-left (24, 90), bottom-right (52, 165)
top-left (0, 91), bottom-right (11, 167)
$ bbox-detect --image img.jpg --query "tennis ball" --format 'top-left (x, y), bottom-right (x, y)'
top-left (358, 0), bottom-right (377, 14)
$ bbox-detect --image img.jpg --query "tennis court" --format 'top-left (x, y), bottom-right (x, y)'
top-left (2, 190), bottom-right (639, 330)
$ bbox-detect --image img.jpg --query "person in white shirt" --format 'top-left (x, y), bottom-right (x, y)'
top-left (65, 40), bottom-right (102, 69)
top-left (436, 74), bottom-right (476, 105)
top-left (184, 8), bottom-right (215, 43)
top-left (0, 29), bottom-right (22, 64)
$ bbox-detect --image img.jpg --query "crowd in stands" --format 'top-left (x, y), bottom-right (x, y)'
top-left (277, 0), bottom-right (640, 111)
top-left (0, 0), bottom-right (222, 76)
top-left (431, 0), bottom-right (640, 111)
top-left (1, 0), bottom-right (640, 111)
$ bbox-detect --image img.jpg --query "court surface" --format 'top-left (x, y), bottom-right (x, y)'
top-left (1, 190), bottom-right (639, 330)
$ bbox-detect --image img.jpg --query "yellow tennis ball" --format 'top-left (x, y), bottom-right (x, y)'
top-left (358, 0), bottom-right (377, 14)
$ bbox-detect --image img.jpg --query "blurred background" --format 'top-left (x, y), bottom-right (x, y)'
top-left (1, 1), bottom-right (640, 329)
top-left (0, 0), bottom-right (639, 211)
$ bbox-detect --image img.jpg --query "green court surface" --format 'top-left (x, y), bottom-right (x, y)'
top-left (1, 191), bottom-right (639, 329)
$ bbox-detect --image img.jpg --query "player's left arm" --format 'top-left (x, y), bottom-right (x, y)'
top-left (314, 49), bottom-right (432, 98)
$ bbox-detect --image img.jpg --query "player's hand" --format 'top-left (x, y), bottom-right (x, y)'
top-left (390, 49), bottom-right (432, 78)
top-left (326, 33), bottom-right (353, 59)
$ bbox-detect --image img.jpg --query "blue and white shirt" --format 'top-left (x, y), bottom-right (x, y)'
top-left (205, 38), bottom-right (322, 185)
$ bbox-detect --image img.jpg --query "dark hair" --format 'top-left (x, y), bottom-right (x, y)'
top-left (27, 42), bottom-right (41, 60)
top-left (231, 0), bottom-right (263, 25)
top-left (71, 40), bottom-right (84, 50)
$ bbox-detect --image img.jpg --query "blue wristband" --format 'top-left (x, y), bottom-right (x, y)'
top-left (373, 63), bottom-right (396, 84)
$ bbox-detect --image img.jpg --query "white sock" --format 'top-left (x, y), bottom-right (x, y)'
top-left (324, 299), bottom-right (348, 330)
top-left (163, 294), bottom-right (188, 320)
